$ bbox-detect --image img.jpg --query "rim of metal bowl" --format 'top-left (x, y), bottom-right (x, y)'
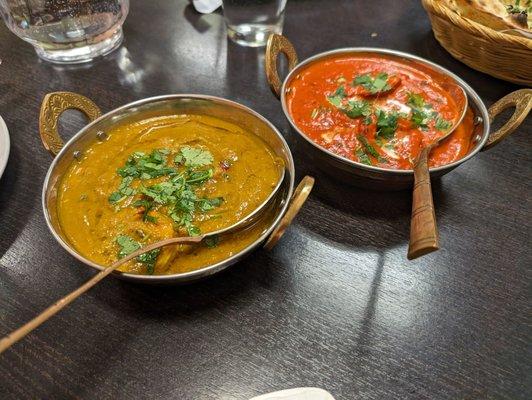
top-left (42, 94), bottom-right (295, 283)
top-left (280, 47), bottom-right (490, 175)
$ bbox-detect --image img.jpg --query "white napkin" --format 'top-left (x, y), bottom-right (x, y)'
top-left (192, 0), bottom-right (222, 14)
top-left (250, 388), bottom-right (335, 400)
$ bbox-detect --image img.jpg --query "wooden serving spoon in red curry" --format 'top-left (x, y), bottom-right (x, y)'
top-left (407, 85), bottom-right (468, 260)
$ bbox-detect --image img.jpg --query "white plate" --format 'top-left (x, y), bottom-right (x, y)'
top-left (250, 388), bottom-right (335, 400)
top-left (0, 115), bottom-right (9, 180)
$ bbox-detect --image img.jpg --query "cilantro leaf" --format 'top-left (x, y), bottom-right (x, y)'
top-left (133, 198), bottom-right (157, 222)
top-left (506, 1), bottom-right (530, 15)
top-left (327, 86), bottom-right (347, 108)
top-left (411, 108), bottom-right (431, 130)
top-left (186, 168), bottom-right (214, 184)
top-left (116, 235), bottom-right (160, 274)
top-left (435, 117), bottom-right (452, 131)
top-left (108, 192), bottom-right (124, 204)
top-left (372, 73), bottom-right (391, 93)
top-left (357, 135), bottom-right (381, 159)
top-left (407, 92), bottom-right (452, 132)
top-left (376, 109), bottom-right (399, 139)
top-left (174, 154), bottom-right (184, 165)
top-left (108, 176), bottom-right (136, 204)
top-left (353, 73), bottom-right (391, 94)
top-left (407, 92), bottom-right (425, 109)
top-left (204, 235), bottom-right (220, 248)
top-left (344, 100), bottom-right (372, 119)
top-left (186, 224), bottom-right (201, 237)
top-left (355, 149), bottom-right (372, 165)
top-left (326, 85), bottom-right (371, 120)
top-left (118, 149), bottom-right (176, 180)
top-left (140, 181), bottom-right (179, 205)
top-left (408, 93), bottom-right (434, 130)
top-left (197, 197), bottom-right (224, 212)
top-left (116, 235), bottom-right (140, 258)
top-left (354, 74), bottom-right (372, 87)
top-left (137, 248), bottom-right (160, 274)
top-left (178, 146), bottom-right (214, 168)
top-left (111, 146), bottom-right (222, 237)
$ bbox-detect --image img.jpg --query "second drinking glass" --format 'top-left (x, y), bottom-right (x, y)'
top-left (222, 0), bottom-right (287, 47)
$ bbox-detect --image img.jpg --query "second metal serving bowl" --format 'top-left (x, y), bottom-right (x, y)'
top-left (265, 34), bottom-right (532, 190)
top-left (39, 92), bottom-right (313, 284)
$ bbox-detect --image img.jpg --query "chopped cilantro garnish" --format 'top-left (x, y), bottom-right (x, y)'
top-left (197, 197), bottom-right (224, 212)
top-left (327, 86), bottom-right (347, 108)
top-left (407, 92), bottom-right (425, 109)
top-left (344, 100), bottom-right (372, 119)
top-left (139, 178), bottom-right (183, 205)
top-left (116, 234), bottom-right (140, 258)
top-left (188, 225), bottom-right (201, 236)
top-left (353, 73), bottom-right (391, 94)
top-left (186, 169), bottom-right (214, 184)
top-left (204, 234), bottom-right (220, 248)
top-left (133, 198), bottom-right (157, 223)
top-left (355, 149), bottom-right (372, 165)
top-left (506, 0), bottom-right (530, 15)
top-left (376, 109), bottom-right (399, 139)
top-left (326, 86), bottom-right (371, 120)
top-left (411, 108), bottom-right (433, 130)
top-left (137, 249), bottom-right (160, 274)
top-left (175, 146), bottom-right (214, 168)
top-left (108, 191), bottom-right (124, 204)
top-left (435, 117), bottom-right (452, 132)
top-left (139, 171), bottom-right (221, 235)
top-left (116, 235), bottom-right (160, 274)
top-left (408, 92), bottom-right (434, 129)
top-left (118, 149), bottom-right (176, 180)
top-left (108, 176), bottom-right (136, 204)
top-left (110, 145), bottom-right (223, 237)
top-left (408, 92), bottom-right (452, 132)
top-left (358, 135), bottom-right (380, 159)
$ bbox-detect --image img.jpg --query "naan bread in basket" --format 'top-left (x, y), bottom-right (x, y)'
top-left (444, 0), bottom-right (531, 37)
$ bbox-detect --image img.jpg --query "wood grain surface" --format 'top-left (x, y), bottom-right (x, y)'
top-left (0, 1), bottom-right (530, 399)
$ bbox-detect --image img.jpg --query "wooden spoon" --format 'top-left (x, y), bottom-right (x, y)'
top-left (407, 85), bottom-right (468, 260)
top-left (0, 236), bottom-right (203, 354)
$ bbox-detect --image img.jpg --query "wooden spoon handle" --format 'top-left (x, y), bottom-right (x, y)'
top-left (407, 147), bottom-right (439, 260)
top-left (0, 236), bottom-right (203, 354)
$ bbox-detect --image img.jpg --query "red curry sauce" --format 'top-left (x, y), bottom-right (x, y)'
top-left (286, 54), bottom-right (474, 170)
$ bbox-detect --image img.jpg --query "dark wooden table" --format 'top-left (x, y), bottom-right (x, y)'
top-left (0, 1), bottom-right (530, 399)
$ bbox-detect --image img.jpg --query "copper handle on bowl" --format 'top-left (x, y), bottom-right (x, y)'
top-left (407, 147), bottom-right (439, 260)
top-left (482, 89), bottom-right (531, 151)
top-left (265, 34), bottom-right (299, 99)
top-left (264, 176), bottom-right (314, 250)
top-left (39, 91), bottom-right (102, 156)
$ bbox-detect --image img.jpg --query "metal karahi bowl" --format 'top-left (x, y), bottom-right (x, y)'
top-left (39, 92), bottom-right (314, 284)
top-left (265, 34), bottom-right (532, 190)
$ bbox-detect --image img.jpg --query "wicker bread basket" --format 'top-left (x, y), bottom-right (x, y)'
top-left (422, 0), bottom-right (532, 86)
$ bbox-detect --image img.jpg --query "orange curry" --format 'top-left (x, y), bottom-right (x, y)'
top-left (286, 53), bottom-right (474, 169)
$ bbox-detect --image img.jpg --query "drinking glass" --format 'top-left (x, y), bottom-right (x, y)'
top-left (222, 0), bottom-right (287, 47)
top-left (0, 0), bottom-right (129, 64)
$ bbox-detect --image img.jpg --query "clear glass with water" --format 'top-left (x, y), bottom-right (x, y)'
top-left (0, 0), bottom-right (129, 63)
top-left (222, 0), bottom-right (287, 47)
